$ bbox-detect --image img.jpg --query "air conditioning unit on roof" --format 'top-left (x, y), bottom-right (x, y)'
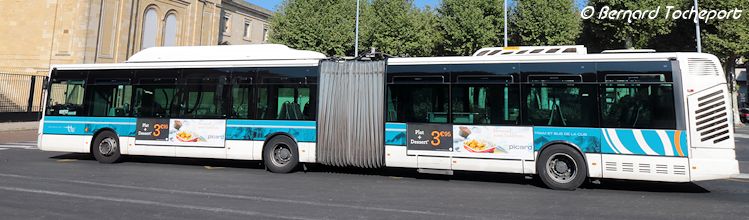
top-left (472, 45), bottom-right (587, 56)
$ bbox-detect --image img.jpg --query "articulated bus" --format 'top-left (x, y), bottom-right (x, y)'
top-left (39, 44), bottom-right (739, 190)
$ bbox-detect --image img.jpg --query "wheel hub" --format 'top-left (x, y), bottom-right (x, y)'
top-left (545, 153), bottom-right (577, 184)
top-left (272, 144), bottom-right (292, 166)
top-left (554, 161), bottom-right (569, 173)
top-left (98, 137), bottom-right (117, 156)
top-left (278, 148), bottom-right (290, 160)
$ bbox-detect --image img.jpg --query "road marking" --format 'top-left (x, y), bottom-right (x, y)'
top-left (0, 141), bottom-right (38, 150)
top-left (203, 166), bottom-right (224, 170)
top-left (0, 173), bottom-right (457, 218)
top-left (56, 159), bottom-right (77, 163)
top-left (728, 178), bottom-right (749, 183)
top-left (0, 186), bottom-right (313, 220)
top-left (733, 133), bottom-right (749, 139)
top-left (0, 148), bottom-right (7, 151)
top-left (732, 173), bottom-right (749, 180)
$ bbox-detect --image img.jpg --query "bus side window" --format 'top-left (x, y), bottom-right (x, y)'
top-left (386, 65), bottom-right (450, 123)
top-left (451, 83), bottom-right (519, 125)
top-left (256, 85), bottom-right (316, 120)
top-left (449, 63), bottom-right (520, 125)
top-left (86, 70), bottom-right (133, 117)
top-left (521, 63), bottom-right (598, 127)
top-left (231, 77), bottom-right (252, 119)
top-left (598, 62), bottom-right (676, 129)
top-left (46, 70), bottom-right (87, 116)
top-left (182, 68), bottom-right (230, 119)
top-left (387, 80), bottom-right (449, 123)
top-left (132, 69), bottom-right (181, 118)
top-left (254, 67), bottom-right (318, 121)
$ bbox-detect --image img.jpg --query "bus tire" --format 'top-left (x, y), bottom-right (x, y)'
top-left (92, 131), bottom-right (123, 164)
top-left (263, 135), bottom-right (299, 173)
top-left (537, 145), bottom-right (587, 190)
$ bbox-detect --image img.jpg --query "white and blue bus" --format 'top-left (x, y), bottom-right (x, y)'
top-left (39, 44), bottom-right (739, 190)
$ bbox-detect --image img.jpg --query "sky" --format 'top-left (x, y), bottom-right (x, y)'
top-left (245, 0), bottom-right (587, 12)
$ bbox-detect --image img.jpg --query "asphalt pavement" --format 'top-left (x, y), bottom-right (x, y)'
top-left (0, 129), bottom-right (747, 219)
top-left (731, 126), bottom-right (749, 172)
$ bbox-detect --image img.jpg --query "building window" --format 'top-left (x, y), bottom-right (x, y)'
top-left (262, 26), bottom-right (268, 42)
top-left (223, 14), bottom-right (231, 36)
top-left (243, 21), bottom-right (251, 40)
top-left (141, 8), bottom-right (158, 50)
top-left (163, 13), bottom-right (178, 46)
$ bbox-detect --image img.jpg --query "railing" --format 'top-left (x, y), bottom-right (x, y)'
top-left (0, 72), bottom-right (48, 122)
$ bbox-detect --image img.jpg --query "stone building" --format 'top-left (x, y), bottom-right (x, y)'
top-left (0, 0), bottom-right (272, 76)
top-left (219, 0), bottom-right (272, 45)
top-left (0, 0), bottom-right (271, 114)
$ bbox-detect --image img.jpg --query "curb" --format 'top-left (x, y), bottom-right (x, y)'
top-left (733, 173), bottom-right (749, 180)
top-left (0, 122), bottom-right (39, 132)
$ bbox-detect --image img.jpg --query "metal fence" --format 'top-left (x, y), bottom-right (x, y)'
top-left (0, 72), bottom-right (47, 122)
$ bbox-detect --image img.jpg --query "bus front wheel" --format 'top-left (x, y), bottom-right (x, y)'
top-left (263, 136), bottom-right (299, 173)
top-left (92, 131), bottom-right (123, 164)
top-left (537, 145), bottom-right (587, 190)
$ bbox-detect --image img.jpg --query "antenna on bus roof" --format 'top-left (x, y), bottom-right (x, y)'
top-left (473, 45), bottom-right (587, 56)
top-left (353, 47), bottom-right (391, 61)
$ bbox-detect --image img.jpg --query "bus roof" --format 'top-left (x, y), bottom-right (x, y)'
top-left (50, 44), bottom-right (718, 72)
top-left (387, 52), bottom-right (715, 65)
top-left (126, 44), bottom-right (327, 63)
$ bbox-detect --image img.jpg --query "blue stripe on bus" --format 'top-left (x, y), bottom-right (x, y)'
top-left (385, 123), bottom-right (406, 146)
top-left (42, 116), bottom-right (137, 137)
top-left (42, 116), bottom-right (689, 157)
top-left (533, 127), bottom-right (602, 153)
top-left (614, 129), bottom-right (645, 155)
top-left (599, 128), bottom-right (688, 157)
top-left (533, 127), bottom-right (688, 157)
top-left (642, 130), bottom-right (665, 156)
top-left (226, 120), bottom-right (316, 142)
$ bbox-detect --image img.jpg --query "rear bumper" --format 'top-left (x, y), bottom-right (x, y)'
top-left (689, 148), bottom-right (740, 181)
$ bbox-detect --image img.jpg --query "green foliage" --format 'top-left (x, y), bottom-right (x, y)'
top-left (700, 0), bottom-right (749, 64)
top-left (363, 0), bottom-right (440, 57)
top-left (266, 0), bottom-right (748, 60)
top-left (510, 0), bottom-right (581, 46)
top-left (581, 0), bottom-right (682, 52)
top-left (268, 0), bottom-right (357, 56)
top-left (437, 0), bottom-right (505, 56)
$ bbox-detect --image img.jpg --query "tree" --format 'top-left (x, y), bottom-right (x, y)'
top-left (437, 0), bottom-right (504, 56)
top-left (269, 0), bottom-right (357, 56)
top-left (363, 0), bottom-right (439, 57)
top-left (701, 0), bottom-right (749, 68)
top-left (510, 0), bottom-right (581, 46)
top-left (700, 0), bottom-right (749, 125)
top-left (580, 0), bottom-right (682, 52)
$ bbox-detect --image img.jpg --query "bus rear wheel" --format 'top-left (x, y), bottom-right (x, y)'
top-left (92, 131), bottom-right (123, 164)
top-left (537, 145), bottom-right (587, 190)
top-left (263, 136), bottom-right (299, 173)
